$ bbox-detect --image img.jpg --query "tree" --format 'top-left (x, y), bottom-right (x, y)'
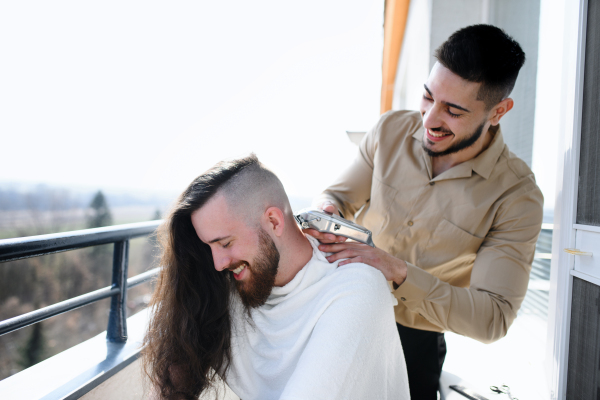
top-left (86, 191), bottom-right (113, 279)
top-left (87, 191), bottom-right (112, 228)
top-left (18, 322), bottom-right (46, 369)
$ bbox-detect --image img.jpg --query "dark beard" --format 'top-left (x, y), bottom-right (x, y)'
top-left (234, 228), bottom-right (280, 311)
top-left (422, 120), bottom-right (486, 157)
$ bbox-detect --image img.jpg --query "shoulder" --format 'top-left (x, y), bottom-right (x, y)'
top-left (380, 109), bottom-right (422, 122)
top-left (366, 110), bottom-right (422, 158)
top-left (494, 147), bottom-right (544, 206)
top-left (486, 148), bottom-right (544, 232)
top-left (327, 262), bottom-right (393, 306)
top-left (374, 110), bottom-right (422, 138)
top-left (500, 146), bottom-right (536, 181)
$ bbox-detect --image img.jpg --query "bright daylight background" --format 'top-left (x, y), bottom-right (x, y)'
top-left (0, 1), bottom-right (386, 381)
top-left (0, 1), bottom-right (384, 203)
top-left (0, 2), bottom-right (558, 398)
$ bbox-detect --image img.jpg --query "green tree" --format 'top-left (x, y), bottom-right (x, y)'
top-left (87, 191), bottom-right (112, 228)
top-left (18, 322), bottom-right (46, 369)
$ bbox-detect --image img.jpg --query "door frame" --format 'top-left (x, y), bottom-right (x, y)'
top-left (546, 0), bottom-right (590, 397)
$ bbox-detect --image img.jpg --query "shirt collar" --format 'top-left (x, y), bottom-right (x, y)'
top-left (471, 126), bottom-right (504, 179)
top-left (412, 124), bottom-right (505, 180)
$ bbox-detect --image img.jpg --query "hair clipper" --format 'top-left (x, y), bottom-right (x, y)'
top-left (294, 208), bottom-right (375, 247)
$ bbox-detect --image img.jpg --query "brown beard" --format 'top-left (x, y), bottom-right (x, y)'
top-left (422, 119), bottom-right (487, 157)
top-left (233, 228), bottom-right (280, 310)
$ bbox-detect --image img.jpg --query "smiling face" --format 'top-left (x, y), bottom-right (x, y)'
top-left (191, 193), bottom-right (280, 309)
top-left (420, 63), bottom-right (494, 160)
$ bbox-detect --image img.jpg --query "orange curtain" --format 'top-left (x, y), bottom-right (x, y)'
top-left (380, 0), bottom-right (411, 114)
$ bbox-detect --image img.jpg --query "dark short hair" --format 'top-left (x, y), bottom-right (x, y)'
top-left (435, 24), bottom-right (525, 109)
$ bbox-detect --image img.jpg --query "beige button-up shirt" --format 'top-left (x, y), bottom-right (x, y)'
top-left (316, 110), bottom-right (544, 343)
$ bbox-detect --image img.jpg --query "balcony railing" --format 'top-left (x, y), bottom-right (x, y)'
top-left (0, 221), bottom-right (161, 341)
top-left (0, 220), bottom-right (243, 400)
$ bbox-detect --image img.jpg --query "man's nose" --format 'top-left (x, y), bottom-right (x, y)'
top-left (422, 103), bottom-right (442, 129)
top-left (211, 250), bottom-right (231, 272)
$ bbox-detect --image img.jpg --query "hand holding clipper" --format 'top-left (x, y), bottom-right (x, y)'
top-left (294, 208), bottom-right (375, 247)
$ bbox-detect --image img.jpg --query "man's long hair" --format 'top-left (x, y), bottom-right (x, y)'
top-left (141, 155), bottom-right (260, 399)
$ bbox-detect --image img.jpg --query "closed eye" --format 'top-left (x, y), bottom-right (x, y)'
top-left (447, 109), bottom-right (461, 118)
top-left (222, 241), bottom-right (232, 248)
top-left (424, 94), bottom-right (460, 118)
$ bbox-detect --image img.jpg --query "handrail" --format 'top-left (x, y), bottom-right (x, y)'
top-left (0, 220), bottom-right (162, 342)
top-left (0, 220), bottom-right (161, 263)
top-left (0, 267), bottom-right (160, 336)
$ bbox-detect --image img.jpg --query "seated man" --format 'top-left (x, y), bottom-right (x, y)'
top-left (142, 154), bottom-right (409, 400)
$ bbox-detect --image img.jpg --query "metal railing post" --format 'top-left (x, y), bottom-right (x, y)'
top-left (107, 240), bottom-right (129, 342)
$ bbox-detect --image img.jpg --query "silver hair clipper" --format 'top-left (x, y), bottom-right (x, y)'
top-left (294, 208), bottom-right (375, 247)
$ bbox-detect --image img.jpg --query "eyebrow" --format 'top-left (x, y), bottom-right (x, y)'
top-left (208, 235), bottom-right (231, 244)
top-left (424, 84), bottom-right (471, 113)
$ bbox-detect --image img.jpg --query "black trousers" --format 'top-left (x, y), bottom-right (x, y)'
top-left (397, 323), bottom-right (447, 400)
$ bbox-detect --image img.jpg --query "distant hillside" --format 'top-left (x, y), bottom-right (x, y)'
top-left (0, 183), bottom-right (314, 238)
top-left (0, 184), bottom-right (176, 212)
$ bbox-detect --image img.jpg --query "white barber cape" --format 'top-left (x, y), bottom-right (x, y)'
top-left (225, 236), bottom-right (410, 400)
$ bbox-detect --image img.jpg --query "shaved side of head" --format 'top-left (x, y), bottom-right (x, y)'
top-left (217, 157), bottom-right (293, 227)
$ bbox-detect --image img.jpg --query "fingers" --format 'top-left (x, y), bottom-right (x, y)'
top-left (318, 242), bottom-right (367, 253)
top-left (303, 229), bottom-right (349, 244)
top-left (326, 249), bottom-right (362, 263)
top-left (315, 232), bottom-right (340, 243)
top-left (338, 257), bottom-right (362, 267)
top-left (302, 228), bottom-right (320, 238)
top-left (317, 201), bottom-right (340, 216)
top-left (303, 229), bottom-right (332, 241)
top-left (338, 257), bottom-right (366, 267)
top-left (328, 235), bottom-right (348, 243)
top-left (322, 203), bottom-right (338, 214)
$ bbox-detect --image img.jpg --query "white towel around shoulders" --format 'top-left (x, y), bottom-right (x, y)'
top-left (225, 236), bottom-right (410, 400)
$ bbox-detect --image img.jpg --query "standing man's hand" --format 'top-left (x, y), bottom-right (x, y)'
top-left (318, 242), bottom-right (408, 288)
top-left (302, 201), bottom-right (349, 244)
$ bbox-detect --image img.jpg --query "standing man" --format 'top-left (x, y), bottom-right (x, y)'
top-left (308, 24), bottom-right (544, 399)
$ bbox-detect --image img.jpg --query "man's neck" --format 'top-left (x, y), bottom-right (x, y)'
top-left (273, 227), bottom-right (314, 287)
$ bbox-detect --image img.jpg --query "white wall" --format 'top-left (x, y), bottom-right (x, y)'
top-left (531, 0), bottom-right (566, 213)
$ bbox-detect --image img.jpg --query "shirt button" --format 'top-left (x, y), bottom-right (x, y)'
top-left (429, 181), bottom-right (435, 186)
top-left (400, 297), bottom-right (406, 301)
top-left (407, 221), bottom-right (414, 226)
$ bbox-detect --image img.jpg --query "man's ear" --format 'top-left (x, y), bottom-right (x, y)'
top-left (264, 207), bottom-right (285, 237)
top-left (488, 98), bottom-right (514, 126)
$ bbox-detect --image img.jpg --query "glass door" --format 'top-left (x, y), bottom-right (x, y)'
top-left (563, 0), bottom-right (600, 397)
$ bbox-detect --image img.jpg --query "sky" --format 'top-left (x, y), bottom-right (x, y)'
top-left (1, 1), bottom-right (562, 214)
top-left (0, 1), bottom-right (384, 200)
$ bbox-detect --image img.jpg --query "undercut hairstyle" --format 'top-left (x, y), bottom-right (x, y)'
top-left (219, 157), bottom-right (292, 226)
top-left (435, 24), bottom-right (525, 109)
top-left (142, 154), bottom-right (287, 400)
